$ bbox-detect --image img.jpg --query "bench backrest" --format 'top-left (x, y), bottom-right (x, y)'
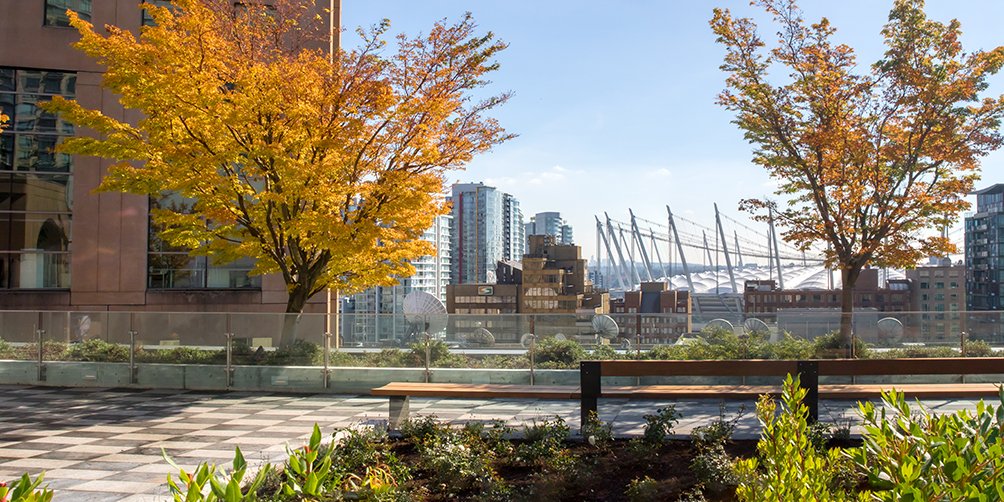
top-left (586, 357), bottom-right (1004, 377)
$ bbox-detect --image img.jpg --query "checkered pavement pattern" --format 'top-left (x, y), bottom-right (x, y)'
top-left (0, 384), bottom-right (994, 501)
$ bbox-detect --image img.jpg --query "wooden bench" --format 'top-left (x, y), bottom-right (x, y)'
top-left (371, 382), bottom-right (578, 428)
top-left (580, 358), bottom-right (1004, 425)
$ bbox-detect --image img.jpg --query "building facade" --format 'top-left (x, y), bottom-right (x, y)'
top-left (0, 1), bottom-right (348, 315)
top-left (449, 182), bottom-right (523, 284)
top-left (965, 184), bottom-right (1004, 311)
top-left (524, 211), bottom-right (573, 252)
top-left (906, 262), bottom-right (965, 341)
top-left (609, 282), bottom-right (691, 344)
top-left (342, 215), bottom-right (452, 344)
top-left (743, 268), bottom-right (913, 315)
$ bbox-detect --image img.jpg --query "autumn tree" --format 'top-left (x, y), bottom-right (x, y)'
top-left (712, 0), bottom-right (1004, 343)
top-left (46, 0), bottom-right (512, 344)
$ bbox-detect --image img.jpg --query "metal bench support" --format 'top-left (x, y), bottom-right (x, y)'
top-left (796, 360), bottom-right (819, 422)
top-left (580, 360), bottom-right (601, 428)
top-left (389, 395), bottom-right (410, 430)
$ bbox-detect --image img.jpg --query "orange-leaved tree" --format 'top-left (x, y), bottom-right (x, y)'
top-left (46, 0), bottom-right (512, 344)
top-left (712, 0), bottom-right (1004, 343)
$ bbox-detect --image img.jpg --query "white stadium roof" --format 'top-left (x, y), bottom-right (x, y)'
top-left (641, 265), bottom-right (906, 294)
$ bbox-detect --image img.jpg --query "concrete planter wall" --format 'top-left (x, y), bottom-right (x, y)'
top-left (2, 360), bottom-right (996, 393)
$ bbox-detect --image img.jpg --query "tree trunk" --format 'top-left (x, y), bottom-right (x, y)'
top-left (839, 265), bottom-right (863, 356)
top-left (279, 286), bottom-right (312, 347)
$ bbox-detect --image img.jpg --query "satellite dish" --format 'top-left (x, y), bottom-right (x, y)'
top-left (743, 318), bottom-right (769, 335)
top-left (461, 326), bottom-right (495, 348)
top-left (554, 333), bottom-right (567, 341)
top-left (403, 291), bottom-right (448, 336)
top-left (620, 338), bottom-right (632, 349)
top-left (520, 333), bottom-right (536, 349)
top-left (591, 315), bottom-right (619, 339)
top-left (705, 319), bottom-right (734, 332)
top-left (877, 317), bottom-right (904, 344)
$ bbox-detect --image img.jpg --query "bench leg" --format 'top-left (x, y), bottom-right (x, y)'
top-left (388, 395), bottom-right (410, 430)
top-left (581, 361), bottom-right (601, 431)
top-left (797, 360), bottom-right (819, 423)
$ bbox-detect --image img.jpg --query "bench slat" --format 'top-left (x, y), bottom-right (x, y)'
top-left (594, 383), bottom-right (1004, 400)
top-left (372, 383), bottom-right (579, 399)
top-left (598, 359), bottom-right (798, 377)
top-left (816, 358), bottom-right (1004, 376)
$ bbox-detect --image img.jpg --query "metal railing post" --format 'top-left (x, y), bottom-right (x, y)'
top-left (423, 333), bottom-right (432, 384)
top-left (35, 315), bottom-right (46, 382)
top-left (529, 334), bottom-right (535, 386)
top-left (225, 332), bottom-right (234, 388)
top-left (323, 333), bottom-right (332, 389)
top-left (129, 330), bottom-right (138, 384)
top-left (961, 331), bottom-right (967, 383)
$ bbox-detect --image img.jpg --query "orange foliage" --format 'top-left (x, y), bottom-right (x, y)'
top-left (711, 0), bottom-right (1004, 318)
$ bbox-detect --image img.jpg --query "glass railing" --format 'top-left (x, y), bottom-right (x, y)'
top-left (2, 310), bottom-right (1002, 375)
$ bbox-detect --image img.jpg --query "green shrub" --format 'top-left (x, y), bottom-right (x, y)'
top-left (66, 339), bottom-right (129, 362)
top-left (881, 345), bottom-right (958, 358)
top-left (691, 403), bottom-right (745, 450)
top-left (580, 411), bottom-right (613, 450)
top-left (417, 429), bottom-right (507, 497)
top-left (262, 339), bottom-right (322, 366)
top-left (590, 343), bottom-right (622, 360)
top-left (642, 406), bottom-right (681, 445)
top-left (691, 443), bottom-right (739, 490)
top-left (852, 387), bottom-right (1004, 500)
top-left (965, 339), bottom-right (996, 357)
top-left (398, 415), bottom-right (443, 441)
top-left (533, 337), bottom-right (586, 369)
top-left (813, 332), bottom-right (871, 359)
top-left (734, 375), bottom-right (868, 501)
top-left (625, 476), bottom-right (659, 502)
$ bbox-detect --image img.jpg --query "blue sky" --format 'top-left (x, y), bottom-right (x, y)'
top-left (340, 0), bottom-right (1004, 264)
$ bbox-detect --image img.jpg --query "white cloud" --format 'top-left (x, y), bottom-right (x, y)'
top-left (645, 167), bottom-right (672, 178)
top-left (485, 177), bottom-right (518, 186)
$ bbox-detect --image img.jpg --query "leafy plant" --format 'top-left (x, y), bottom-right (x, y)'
top-left (580, 410), bottom-right (613, 450)
top-left (734, 375), bottom-right (868, 501)
top-left (851, 387), bottom-right (1004, 501)
top-left (642, 406), bottom-right (681, 445)
top-left (282, 424), bottom-right (336, 498)
top-left (692, 443), bottom-right (740, 492)
top-left (398, 414), bottom-right (442, 441)
top-left (0, 473), bottom-right (53, 502)
top-left (625, 476), bottom-right (660, 502)
top-left (163, 446), bottom-right (270, 502)
top-left (532, 337), bottom-right (587, 369)
top-left (417, 429), bottom-right (505, 496)
top-left (66, 339), bottom-right (130, 362)
top-left (691, 403), bottom-right (746, 450)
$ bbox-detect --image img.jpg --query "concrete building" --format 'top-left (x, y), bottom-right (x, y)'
top-left (521, 235), bottom-right (607, 315)
top-left (524, 211), bottom-right (573, 252)
top-left (906, 261), bottom-right (965, 341)
top-left (609, 282), bottom-right (691, 343)
top-left (449, 182), bottom-right (523, 284)
top-left (342, 215), bottom-right (452, 344)
top-left (966, 184), bottom-right (1004, 311)
top-left (0, 0), bottom-right (340, 315)
top-left (743, 268), bottom-right (912, 315)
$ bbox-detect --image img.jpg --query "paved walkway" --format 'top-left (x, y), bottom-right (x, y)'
top-left (0, 385), bottom-right (996, 501)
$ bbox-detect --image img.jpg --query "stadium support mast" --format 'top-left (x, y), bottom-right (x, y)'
top-left (714, 203), bottom-right (738, 293)
top-left (769, 207), bottom-right (785, 290)
top-left (734, 231), bottom-right (744, 268)
top-left (630, 209), bottom-right (655, 282)
top-left (596, 216), bottom-right (625, 290)
top-left (666, 206), bottom-right (694, 293)
top-left (650, 230), bottom-right (668, 280)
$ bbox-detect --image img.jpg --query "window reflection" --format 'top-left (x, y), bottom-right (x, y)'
top-left (148, 194), bottom-right (260, 289)
top-left (44, 0), bottom-right (92, 27)
top-left (0, 67), bottom-right (74, 289)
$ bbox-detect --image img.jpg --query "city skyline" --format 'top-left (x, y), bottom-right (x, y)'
top-left (341, 0), bottom-right (1004, 264)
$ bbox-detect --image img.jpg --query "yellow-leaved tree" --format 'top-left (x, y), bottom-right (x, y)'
top-left (46, 0), bottom-right (512, 344)
top-left (712, 0), bottom-right (1004, 344)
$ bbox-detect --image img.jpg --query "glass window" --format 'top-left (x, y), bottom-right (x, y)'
top-left (935, 282), bottom-right (945, 289)
top-left (148, 193), bottom-right (260, 289)
top-left (45, 0), bottom-right (92, 27)
top-left (920, 282), bottom-right (929, 289)
top-left (141, 0), bottom-right (177, 27)
top-left (0, 68), bottom-right (74, 289)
